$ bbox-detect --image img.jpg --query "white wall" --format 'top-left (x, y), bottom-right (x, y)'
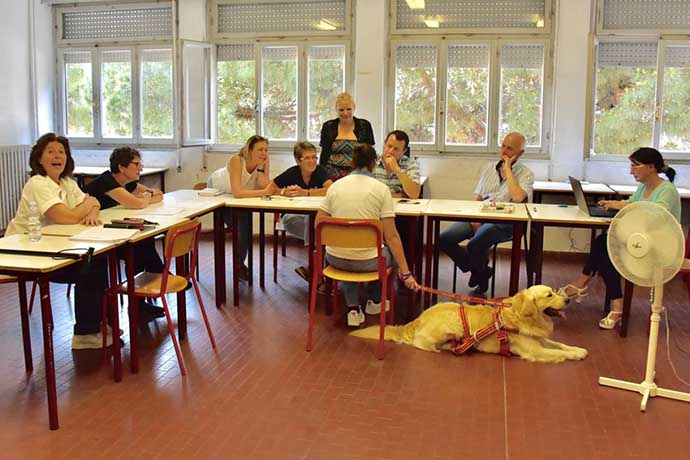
top-left (7, 0), bottom-right (687, 249)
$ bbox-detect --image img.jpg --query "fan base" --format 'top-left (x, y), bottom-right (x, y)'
top-left (599, 376), bottom-right (690, 411)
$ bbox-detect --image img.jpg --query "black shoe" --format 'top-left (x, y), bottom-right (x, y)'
top-left (468, 265), bottom-right (490, 288)
top-left (294, 266), bottom-right (309, 283)
top-left (472, 269), bottom-right (492, 295)
top-left (140, 301), bottom-right (166, 319)
top-left (237, 264), bottom-right (249, 282)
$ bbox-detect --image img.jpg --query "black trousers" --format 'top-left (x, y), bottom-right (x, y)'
top-left (49, 254), bottom-right (108, 335)
top-left (583, 233), bottom-right (622, 300)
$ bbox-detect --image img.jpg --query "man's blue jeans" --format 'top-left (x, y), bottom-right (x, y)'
top-left (439, 222), bottom-right (513, 274)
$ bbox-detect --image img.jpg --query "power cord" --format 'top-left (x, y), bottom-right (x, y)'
top-left (663, 308), bottom-right (690, 388)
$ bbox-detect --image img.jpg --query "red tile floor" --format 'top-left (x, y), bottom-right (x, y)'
top-left (2, 236), bottom-right (690, 460)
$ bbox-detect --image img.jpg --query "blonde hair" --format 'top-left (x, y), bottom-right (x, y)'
top-left (335, 92), bottom-right (355, 109)
top-left (238, 135), bottom-right (268, 161)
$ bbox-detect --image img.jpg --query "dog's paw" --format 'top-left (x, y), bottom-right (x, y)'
top-left (570, 347), bottom-right (588, 360)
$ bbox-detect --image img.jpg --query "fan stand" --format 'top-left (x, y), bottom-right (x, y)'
top-left (599, 284), bottom-right (690, 411)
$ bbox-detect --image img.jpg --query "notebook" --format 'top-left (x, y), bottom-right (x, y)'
top-left (568, 176), bottom-right (617, 218)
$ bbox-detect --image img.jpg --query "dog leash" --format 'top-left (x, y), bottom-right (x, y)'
top-left (416, 285), bottom-right (513, 309)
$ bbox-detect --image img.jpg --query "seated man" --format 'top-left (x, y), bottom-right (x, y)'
top-left (270, 141), bottom-right (333, 281)
top-left (84, 146), bottom-right (166, 319)
top-left (439, 132), bottom-right (534, 295)
top-left (373, 130), bottom-right (420, 199)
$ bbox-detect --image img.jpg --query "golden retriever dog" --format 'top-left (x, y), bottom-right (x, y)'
top-left (350, 285), bottom-right (587, 363)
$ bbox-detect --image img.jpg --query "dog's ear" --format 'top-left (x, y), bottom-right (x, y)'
top-left (514, 290), bottom-right (537, 318)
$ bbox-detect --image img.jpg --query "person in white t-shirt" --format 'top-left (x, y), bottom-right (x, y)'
top-left (6, 133), bottom-right (111, 350)
top-left (317, 143), bottom-right (419, 327)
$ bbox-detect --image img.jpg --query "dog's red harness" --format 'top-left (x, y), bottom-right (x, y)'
top-left (418, 286), bottom-right (517, 357)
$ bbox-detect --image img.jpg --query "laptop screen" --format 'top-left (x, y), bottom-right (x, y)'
top-left (568, 176), bottom-right (592, 215)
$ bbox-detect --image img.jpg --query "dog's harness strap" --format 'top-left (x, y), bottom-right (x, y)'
top-left (451, 306), bottom-right (514, 357)
top-left (418, 285), bottom-right (512, 309)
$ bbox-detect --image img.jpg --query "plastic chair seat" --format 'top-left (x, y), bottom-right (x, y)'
top-left (323, 265), bottom-right (393, 283)
top-left (117, 272), bottom-right (188, 296)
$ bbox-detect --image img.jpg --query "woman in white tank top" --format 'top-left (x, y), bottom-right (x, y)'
top-left (224, 135), bottom-right (274, 278)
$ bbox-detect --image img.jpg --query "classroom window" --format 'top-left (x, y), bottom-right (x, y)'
top-left (64, 51), bottom-right (94, 137)
top-left (216, 42), bottom-right (348, 147)
top-left (589, 0), bottom-right (690, 157)
top-left (391, 39), bottom-right (550, 153)
top-left (140, 49), bottom-right (174, 139)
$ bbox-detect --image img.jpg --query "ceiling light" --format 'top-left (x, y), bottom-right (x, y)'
top-left (315, 19), bottom-right (337, 31)
top-left (536, 16), bottom-right (545, 28)
top-left (405, 0), bottom-right (425, 9)
top-left (423, 17), bottom-right (439, 28)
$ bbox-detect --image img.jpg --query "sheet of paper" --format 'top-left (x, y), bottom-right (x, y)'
top-left (69, 226), bottom-right (139, 242)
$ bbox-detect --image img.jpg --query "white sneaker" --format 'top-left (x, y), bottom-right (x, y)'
top-left (347, 308), bottom-right (365, 327)
top-left (71, 331), bottom-right (113, 350)
top-left (365, 299), bottom-right (391, 315)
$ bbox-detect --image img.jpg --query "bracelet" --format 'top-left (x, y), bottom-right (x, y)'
top-left (399, 271), bottom-right (413, 280)
top-left (257, 168), bottom-right (265, 173)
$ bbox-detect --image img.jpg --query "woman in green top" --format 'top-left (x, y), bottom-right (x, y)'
top-left (559, 148), bottom-right (680, 329)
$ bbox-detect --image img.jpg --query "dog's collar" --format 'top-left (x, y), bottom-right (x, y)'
top-left (451, 306), bottom-right (517, 357)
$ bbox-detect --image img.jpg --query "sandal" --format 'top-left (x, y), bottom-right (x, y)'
top-left (599, 311), bottom-right (622, 330)
top-left (557, 284), bottom-right (589, 303)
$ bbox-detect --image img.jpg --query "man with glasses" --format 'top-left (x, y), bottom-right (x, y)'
top-left (270, 141), bottom-right (333, 282)
top-left (84, 146), bottom-right (166, 319)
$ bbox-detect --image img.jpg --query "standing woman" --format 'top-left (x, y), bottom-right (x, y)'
top-left (5, 133), bottom-right (109, 349)
top-left (208, 135), bottom-right (273, 278)
top-left (319, 92), bottom-right (375, 181)
top-left (559, 148), bottom-right (680, 329)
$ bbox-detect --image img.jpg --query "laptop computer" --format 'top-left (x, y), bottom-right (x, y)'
top-left (568, 176), bottom-right (618, 218)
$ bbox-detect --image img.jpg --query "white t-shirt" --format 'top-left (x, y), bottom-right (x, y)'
top-left (6, 175), bottom-right (86, 236)
top-left (319, 172), bottom-right (395, 260)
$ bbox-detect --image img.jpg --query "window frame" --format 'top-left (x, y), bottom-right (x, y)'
top-left (586, 36), bottom-right (690, 160)
top-left (213, 38), bottom-right (352, 151)
top-left (57, 44), bottom-right (178, 146)
top-left (388, 36), bottom-right (553, 156)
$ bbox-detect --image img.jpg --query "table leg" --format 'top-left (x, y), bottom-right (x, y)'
top-left (18, 276), bottom-right (33, 373)
top-left (308, 213), bottom-right (316, 303)
top-left (424, 217), bottom-right (434, 309)
top-left (432, 219), bottom-right (440, 305)
top-left (620, 280), bottom-right (634, 338)
top-left (176, 255), bottom-right (188, 341)
top-left (232, 211), bottom-right (240, 307)
top-left (126, 245), bottom-right (138, 374)
top-left (533, 223), bottom-right (545, 286)
top-left (509, 222), bottom-right (523, 295)
top-left (259, 211), bottom-right (265, 289)
top-left (213, 208), bottom-right (226, 308)
top-left (107, 253), bottom-right (122, 382)
top-left (38, 277), bottom-right (58, 430)
top-left (247, 213), bottom-right (253, 287)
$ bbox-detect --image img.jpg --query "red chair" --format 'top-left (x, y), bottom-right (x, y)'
top-left (306, 217), bottom-right (395, 360)
top-left (104, 220), bottom-right (216, 375)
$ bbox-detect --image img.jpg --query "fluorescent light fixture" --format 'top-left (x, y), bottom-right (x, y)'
top-left (536, 16), bottom-right (545, 28)
top-left (423, 17), bottom-right (439, 28)
top-left (315, 19), bottom-right (337, 31)
top-left (405, 0), bottom-right (425, 9)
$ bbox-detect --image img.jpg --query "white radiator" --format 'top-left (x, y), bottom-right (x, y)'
top-left (0, 145), bottom-right (31, 232)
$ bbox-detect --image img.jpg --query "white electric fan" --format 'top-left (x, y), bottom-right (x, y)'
top-left (600, 201), bottom-right (690, 411)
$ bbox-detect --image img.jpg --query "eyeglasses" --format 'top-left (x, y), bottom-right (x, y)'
top-left (130, 161), bottom-right (143, 169)
top-left (629, 163), bottom-right (648, 169)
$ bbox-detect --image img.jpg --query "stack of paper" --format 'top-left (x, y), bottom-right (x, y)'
top-left (69, 226), bottom-right (139, 242)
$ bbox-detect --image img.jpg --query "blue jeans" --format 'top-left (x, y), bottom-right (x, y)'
top-left (325, 248), bottom-right (394, 307)
top-left (439, 222), bottom-right (514, 273)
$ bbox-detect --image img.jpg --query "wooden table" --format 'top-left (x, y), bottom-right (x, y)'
top-left (422, 200), bottom-right (529, 307)
top-left (0, 235), bottom-right (115, 430)
top-left (533, 180), bottom-right (616, 203)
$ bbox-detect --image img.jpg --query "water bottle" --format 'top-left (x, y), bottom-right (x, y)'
top-left (27, 200), bottom-right (42, 242)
